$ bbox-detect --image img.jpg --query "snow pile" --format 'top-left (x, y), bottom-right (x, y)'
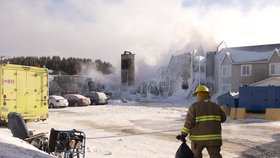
top-left (217, 47), bottom-right (279, 64)
top-left (0, 128), bottom-right (53, 158)
top-left (228, 49), bottom-right (274, 63)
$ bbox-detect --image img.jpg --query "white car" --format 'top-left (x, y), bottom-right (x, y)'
top-left (49, 95), bottom-right (69, 108)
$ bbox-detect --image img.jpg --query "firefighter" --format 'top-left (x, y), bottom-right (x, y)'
top-left (178, 85), bottom-right (227, 158)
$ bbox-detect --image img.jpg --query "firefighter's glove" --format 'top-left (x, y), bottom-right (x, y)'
top-left (176, 134), bottom-right (187, 142)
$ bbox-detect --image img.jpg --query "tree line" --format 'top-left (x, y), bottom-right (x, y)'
top-left (5, 56), bottom-right (114, 75)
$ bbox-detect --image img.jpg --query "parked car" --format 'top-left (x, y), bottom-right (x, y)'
top-left (64, 94), bottom-right (91, 106)
top-left (83, 91), bottom-right (108, 105)
top-left (104, 91), bottom-right (112, 100)
top-left (49, 95), bottom-right (69, 108)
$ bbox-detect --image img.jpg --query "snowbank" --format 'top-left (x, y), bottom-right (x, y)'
top-left (0, 127), bottom-right (53, 158)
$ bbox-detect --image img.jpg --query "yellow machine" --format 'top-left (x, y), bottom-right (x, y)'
top-left (0, 64), bottom-right (49, 122)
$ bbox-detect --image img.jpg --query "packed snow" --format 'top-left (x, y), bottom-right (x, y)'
top-left (0, 128), bottom-right (53, 158)
top-left (227, 49), bottom-right (274, 63)
top-left (217, 47), bottom-right (279, 64)
top-left (1, 99), bottom-right (280, 158)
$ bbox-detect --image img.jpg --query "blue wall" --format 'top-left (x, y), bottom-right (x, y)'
top-left (217, 93), bottom-right (238, 108)
top-left (239, 86), bottom-right (280, 113)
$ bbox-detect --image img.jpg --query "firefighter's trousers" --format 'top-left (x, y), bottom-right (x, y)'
top-left (191, 142), bottom-right (222, 158)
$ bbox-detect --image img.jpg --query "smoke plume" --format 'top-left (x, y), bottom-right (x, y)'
top-left (1, 0), bottom-right (280, 80)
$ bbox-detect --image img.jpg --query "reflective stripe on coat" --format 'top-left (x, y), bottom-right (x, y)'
top-left (181, 100), bottom-right (226, 146)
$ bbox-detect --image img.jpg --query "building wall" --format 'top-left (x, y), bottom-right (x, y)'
top-left (121, 51), bottom-right (135, 86)
top-left (220, 53), bottom-right (280, 93)
top-left (168, 53), bottom-right (191, 81)
top-left (220, 55), bottom-right (233, 91)
top-left (239, 63), bottom-right (268, 88)
top-left (206, 52), bottom-right (215, 77)
top-left (270, 52), bottom-right (280, 63)
top-left (52, 75), bottom-right (85, 94)
top-left (214, 53), bottom-right (221, 94)
top-left (229, 64), bottom-right (241, 92)
top-left (214, 46), bottom-right (280, 95)
top-left (221, 62), bottom-right (269, 92)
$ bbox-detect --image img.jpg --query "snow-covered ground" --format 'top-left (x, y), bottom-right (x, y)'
top-left (1, 100), bottom-right (280, 158)
top-left (0, 127), bottom-right (53, 158)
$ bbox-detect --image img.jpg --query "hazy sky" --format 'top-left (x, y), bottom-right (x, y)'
top-left (1, 0), bottom-right (280, 69)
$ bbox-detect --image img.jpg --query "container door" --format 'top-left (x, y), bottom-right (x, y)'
top-left (35, 71), bottom-right (48, 117)
top-left (16, 70), bottom-right (27, 115)
top-left (267, 88), bottom-right (276, 108)
top-left (275, 88), bottom-right (280, 108)
top-left (234, 98), bottom-right (239, 108)
top-left (252, 88), bottom-right (268, 112)
top-left (1, 69), bottom-right (17, 118)
top-left (25, 71), bottom-right (37, 117)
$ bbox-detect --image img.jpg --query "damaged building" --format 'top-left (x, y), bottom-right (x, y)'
top-left (138, 46), bottom-right (209, 98)
top-left (139, 43), bottom-right (280, 99)
top-left (121, 51), bottom-right (135, 87)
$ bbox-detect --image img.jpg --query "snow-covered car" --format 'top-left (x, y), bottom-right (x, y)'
top-left (64, 94), bottom-right (91, 106)
top-left (83, 91), bottom-right (108, 105)
top-left (49, 95), bottom-right (68, 108)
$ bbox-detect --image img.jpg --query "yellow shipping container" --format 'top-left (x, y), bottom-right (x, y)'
top-left (0, 64), bottom-right (48, 123)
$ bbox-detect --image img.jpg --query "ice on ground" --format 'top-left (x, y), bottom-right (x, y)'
top-left (1, 100), bottom-right (280, 158)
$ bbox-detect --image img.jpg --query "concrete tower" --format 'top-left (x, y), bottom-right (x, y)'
top-left (121, 51), bottom-right (135, 86)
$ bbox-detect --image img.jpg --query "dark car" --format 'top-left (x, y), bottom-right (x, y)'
top-left (83, 92), bottom-right (108, 105)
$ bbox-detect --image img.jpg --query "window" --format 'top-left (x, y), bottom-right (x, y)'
top-left (221, 84), bottom-right (231, 93)
top-left (221, 65), bottom-right (231, 77)
top-left (121, 59), bottom-right (131, 69)
top-left (269, 63), bottom-right (280, 75)
top-left (241, 65), bottom-right (252, 76)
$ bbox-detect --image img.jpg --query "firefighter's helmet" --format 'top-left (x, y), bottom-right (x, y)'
top-left (194, 85), bottom-right (210, 94)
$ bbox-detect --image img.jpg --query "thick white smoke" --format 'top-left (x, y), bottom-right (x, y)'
top-left (1, 0), bottom-right (280, 81)
top-left (80, 63), bottom-right (121, 91)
